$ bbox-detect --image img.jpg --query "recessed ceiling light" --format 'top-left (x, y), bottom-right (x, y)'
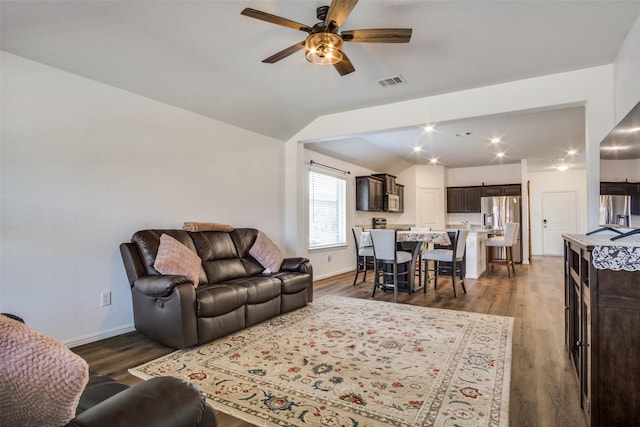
top-left (496, 152), bottom-right (505, 158)
top-left (423, 124), bottom-right (435, 132)
top-left (567, 149), bottom-right (577, 156)
top-left (429, 158), bottom-right (438, 164)
top-left (413, 146), bottom-right (423, 153)
top-left (617, 126), bottom-right (640, 134)
top-left (556, 164), bottom-right (569, 171)
top-left (490, 137), bottom-right (501, 143)
top-left (601, 145), bottom-right (629, 151)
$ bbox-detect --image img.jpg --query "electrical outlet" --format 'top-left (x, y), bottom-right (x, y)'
top-left (101, 291), bottom-right (111, 306)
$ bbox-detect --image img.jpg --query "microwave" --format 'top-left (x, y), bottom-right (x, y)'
top-left (385, 194), bottom-right (400, 212)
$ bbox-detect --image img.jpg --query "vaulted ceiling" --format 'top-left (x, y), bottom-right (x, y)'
top-left (3, 1), bottom-right (640, 172)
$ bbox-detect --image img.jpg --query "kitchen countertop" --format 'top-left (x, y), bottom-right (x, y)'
top-left (563, 232), bottom-right (640, 248)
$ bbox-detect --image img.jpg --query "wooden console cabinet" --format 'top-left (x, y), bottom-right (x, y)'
top-left (563, 235), bottom-right (640, 426)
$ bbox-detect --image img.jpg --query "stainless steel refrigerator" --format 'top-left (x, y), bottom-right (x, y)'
top-left (481, 196), bottom-right (522, 262)
top-left (599, 195), bottom-right (631, 226)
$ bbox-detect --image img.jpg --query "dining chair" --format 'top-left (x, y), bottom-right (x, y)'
top-left (369, 229), bottom-right (413, 302)
top-left (422, 229), bottom-right (469, 297)
top-left (351, 227), bottom-right (374, 285)
top-left (485, 222), bottom-right (519, 276)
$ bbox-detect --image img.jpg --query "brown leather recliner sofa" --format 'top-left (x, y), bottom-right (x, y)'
top-left (120, 228), bottom-right (313, 349)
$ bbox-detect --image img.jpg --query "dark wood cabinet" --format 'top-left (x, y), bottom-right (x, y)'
top-left (564, 235), bottom-right (640, 426)
top-left (465, 187), bottom-right (481, 211)
top-left (629, 182), bottom-right (640, 214)
top-left (447, 184), bottom-right (521, 212)
top-left (501, 184), bottom-right (522, 195)
top-left (446, 186), bottom-right (481, 213)
top-left (599, 182), bottom-right (629, 195)
top-left (481, 186), bottom-right (503, 197)
top-left (481, 184), bottom-right (521, 196)
top-left (372, 173), bottom-right (397, 194)
top-left (397, 184), bottom-right (404, 213)
top-left (446, 187), bottom-right (464, 213)
top-left (356, 176), bottom-right (384, 212)
top-left (358, 174), bottom-right (404, 212)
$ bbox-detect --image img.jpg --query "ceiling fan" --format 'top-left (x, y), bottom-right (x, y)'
top-left (241, 0), bottom-right (412, 76)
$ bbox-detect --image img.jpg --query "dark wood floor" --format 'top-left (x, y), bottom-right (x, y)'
top-left (73, 256), bottom-right (588, 427)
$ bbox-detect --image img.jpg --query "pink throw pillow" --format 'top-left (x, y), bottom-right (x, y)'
top-left (249, 231), bottom-right (285, 273)
top-left (0, 316), bottom-right (89, 426)
top-left (154, 234), bottom-right (201, 287)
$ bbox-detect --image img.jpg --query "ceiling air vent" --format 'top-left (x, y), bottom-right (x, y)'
top-left (377, 75), bottom-right (406, 88)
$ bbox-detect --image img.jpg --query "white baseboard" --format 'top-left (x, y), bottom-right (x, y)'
top-left (314, 267), bottom-right (355, 281)
top-left (66, 324), bottom-right (135, 348)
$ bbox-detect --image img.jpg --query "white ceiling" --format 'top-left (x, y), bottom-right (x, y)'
top-left (2, 1), bottom-right (640, 173)
top-left (306, 106), bottom-right (588, 174)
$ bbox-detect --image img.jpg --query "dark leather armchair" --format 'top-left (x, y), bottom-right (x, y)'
top-left (69, 374), bottom-right (217, 427)
top-left (0, 314), bottom-right (217, 427)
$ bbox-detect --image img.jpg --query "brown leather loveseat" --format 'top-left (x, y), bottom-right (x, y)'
top-left (120, 228), bottom-right (313, 348)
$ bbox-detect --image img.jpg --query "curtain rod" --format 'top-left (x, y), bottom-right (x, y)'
top-left (309, 160), bottom-right (351, 175)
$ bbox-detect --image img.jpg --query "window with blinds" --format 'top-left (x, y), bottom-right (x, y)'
top-left (308, 169), bottom-right (346, 250)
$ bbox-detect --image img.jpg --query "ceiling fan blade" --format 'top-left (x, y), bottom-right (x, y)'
top-left (324, 0), bottom-right (358, 30)
top-left (262, 41), bottom-right (306, 63)
top-left (334, 53), bottom-right (355, 76)
top-left (241, 8), bottom-right (312, 33)
top-left (341, 28), bottom-right (412, 43)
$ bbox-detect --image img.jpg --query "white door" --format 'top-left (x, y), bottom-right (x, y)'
top-left (418, 188), bottom-right (443, 230)
top-left (542, 191), bottom-right (577, 255)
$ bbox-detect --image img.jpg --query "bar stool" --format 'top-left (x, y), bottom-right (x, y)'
top-left (410, 227), bottom-right (431, 284)
top-left (485, 222), bottom-right (519, 276)
top-left (351, 227), bottom-right (374, 285)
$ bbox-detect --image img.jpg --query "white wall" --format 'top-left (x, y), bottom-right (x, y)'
top-left (528, 169), bottom-right (588, 255)
top-left (0, 52), bottom-right (285, 345)
top-left (446, 164), bottom-right (522, 187)
top-left (614, 15), bottom-right (640, 120)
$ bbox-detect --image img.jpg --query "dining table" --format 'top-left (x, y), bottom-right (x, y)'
top-left (361, 230), bottom-right (452, 293)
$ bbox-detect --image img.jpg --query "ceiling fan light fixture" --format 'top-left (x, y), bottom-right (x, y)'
top-left (305, 32), bottom-right (344, 65)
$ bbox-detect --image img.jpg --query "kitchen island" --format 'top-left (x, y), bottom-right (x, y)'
top-left (563, 232), bottom-right (640, 426)
top-left (464, 229), bottom-right (489, 279)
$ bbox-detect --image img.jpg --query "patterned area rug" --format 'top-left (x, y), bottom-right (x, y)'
top-left (130, 296), bottom-right (513, 426)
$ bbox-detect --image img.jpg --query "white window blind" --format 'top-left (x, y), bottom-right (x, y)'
top-left (308, 170), bottom-right (346, 250)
